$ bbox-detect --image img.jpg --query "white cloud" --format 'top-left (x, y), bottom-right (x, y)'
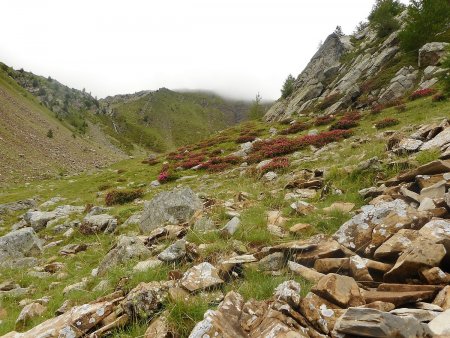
top-left (0, 0), bottom-right (409, 100)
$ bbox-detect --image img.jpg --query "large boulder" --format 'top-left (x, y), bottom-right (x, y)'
top-left (418, 42), bottom-right (449, 67)
top-left (140, 187), bottom-right (202, 234)
top-left (0, 228), bottom-right (42, 267)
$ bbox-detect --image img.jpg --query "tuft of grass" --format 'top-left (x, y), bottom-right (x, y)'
top-left (105, 188), bottom-right (144, 206)
top-left (415, 148), bottom-right (441, 165)
top-left (165, 297), bottom-right (211, 337)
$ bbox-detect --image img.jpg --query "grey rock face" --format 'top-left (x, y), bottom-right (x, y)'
top-left (0, 228), bottom-right (42, 267)
top-left (418, 42), bottom-right (449, 67)
top-left (97, 236), bottom-right (151, 276)
top-left (140, 187), bottom-right (202, 234)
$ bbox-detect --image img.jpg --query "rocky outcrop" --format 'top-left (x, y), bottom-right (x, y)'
top-left (265, 33), bottom-right (352, 121)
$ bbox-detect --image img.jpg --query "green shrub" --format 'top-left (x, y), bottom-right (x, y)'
top-left (399, 0), bottom-right (450, 52)
top-left (105, 188), bottom-right (144, 206)
top-left (368, 0), bottom-right (404, 38)
top-left (46, 129), bottom-right (53, 138)
top-left (281, 74), bottom-right (295, 99)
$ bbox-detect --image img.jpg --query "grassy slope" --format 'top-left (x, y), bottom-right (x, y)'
top-left (0, 70), bottom-right (126, 187)
top-left (0, 93), bottom-right (448, 336)
top-left (98, 89), bottom-right (251, 153)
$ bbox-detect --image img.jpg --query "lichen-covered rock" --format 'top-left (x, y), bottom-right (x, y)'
top-left (80, 214), bottom-right (117, 234)
top-left (140, 187), bottom-right (202, 234)
top-left (157, 239), bottom-right (186, 263)
top-left (0, 228), bottom-right (42, 268)
top-left (97, 236), bottom-right (151, 276)
top-left (5, 300), bottom-right (118, 337)
top-left (181, 262), bottom-right (224, 292)
top-left (122, 281), bottom-right (170, 319)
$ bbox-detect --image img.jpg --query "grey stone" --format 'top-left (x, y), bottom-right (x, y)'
top-left (157, 239), bottom-right (186, 262)
top-left (0, 228), bottom-right (42, 267)
top-left (258, 252), bottom-right (285, 271)
top-left (140, 187), bottom-right (202, 234)
top-left (335, 307), bottom-right (433, 337)
top-left (419, 42), bottom-right (450, 67)
top-left (221, 217), bottom-right (240, 236)
top-left (97, 236), bottom-right (151, 276)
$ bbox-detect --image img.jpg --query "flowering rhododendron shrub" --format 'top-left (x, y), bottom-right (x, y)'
top-left (374, 118), bottom-right (400, 129)
top-left (314, 116), bottom-right (335, 126)
top-left (249, 129), bottom-right (352, 161)
top-left (279, 122), bottom-right (311, 135)
top-left (409, 88), bottom-right (437, 100)
top-left (329, 111), bottom-right (361, 130)
top-left (259, 157), bottom-right (289, 173)
top-left (236, 135), bottom-right (257, 143)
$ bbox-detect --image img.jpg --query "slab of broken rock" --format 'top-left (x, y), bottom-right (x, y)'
top-left (334, 307), bottom-right (433, 338)
top-left (180, 262), bottom-right (224, 293)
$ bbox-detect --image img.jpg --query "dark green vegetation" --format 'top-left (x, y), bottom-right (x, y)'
top-left (281, 74), bottom-right (295, 99)
top-left (368, 0), bottom-right (405, 38)
top-left (399, 0), bottom-right (450, 52)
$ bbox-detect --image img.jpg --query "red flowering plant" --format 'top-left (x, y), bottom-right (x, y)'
top-left (259, 157), bottom-right (290, 173)
top-left (409, 88), bottom-right (437, 100)
top-left (157, 164), bottom-right (179, 183)
top-left (314, 115), bottom-right (335, 126)
top-left (279, 122), bottom-right (311, 135)
top-left (329, 111), bottom-right (361, 130)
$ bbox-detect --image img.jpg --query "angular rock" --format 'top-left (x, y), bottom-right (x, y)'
top-left (7, 299), bottom-right (119, 337)
top-left (299, 292), bottom-right (343, 334)
top-left (188, 291), bottom-right (247, 338)
top-left (97, 236), bottom-right (151, 276)
top-left (312, 273), bottom-right (365, 307)
top-left (15, 302), bottom-right (46, 329)
top-left (157, 239), bottom-right (186, 263)
top-left (390, 308), bottom-right (439, 322)
top-left (418, 218), bottom-right (450, 242)
top-left (122, 281), bottom-right (169, 319)
top-left (374, 229), bottom-right (419, 260)
top-left (221, 217), bottom-right (240, 237)
top-left (420, 267), bottom-right (450, 285)
top-left (289, 223), bottom-right (312, 234)
top-left (429, 309), bottom-right (450, 336)
top-left (193, 216), bottom-right (215, 233)
top-left (362, 289), bottom-right (436, 307)
top-left (140, 187), bottom-right (202, 234)
top-left (314, 258), bottom-right (349, 274)
top-left (419, 42), bottom-right (450, 67)
top-left (288, 261), bottom-right (324, 283)
top-left (59, 243), bottom-right (88, 256)
top-left (181, 262), bottom-right (224, 292)
top-left (384, 238), bottom-right (446, 282)
top-left (80, 214), bottom-right (117, 234)
top-left (258, 252), bottom-right (285, 271)
top-left (334, 307), bottom-right (432, 338)
top-left (0, 228), bottom-right (42, 267)
top-left (433, 285), bottom-right (450, 310)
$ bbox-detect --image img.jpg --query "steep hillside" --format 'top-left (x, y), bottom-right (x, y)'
top-left (0, 69), bottom-right (127, 186)
top-left (97, 88), bottom-right (253, 152)
top-left (266, 11), bottom-right (450, 121)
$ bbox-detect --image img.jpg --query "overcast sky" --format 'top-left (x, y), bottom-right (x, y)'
top-left (0, 0), bottom-right (408, 100)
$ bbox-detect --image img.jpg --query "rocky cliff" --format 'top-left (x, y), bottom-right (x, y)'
top-left (265, 14), bottom-right (449, 121)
